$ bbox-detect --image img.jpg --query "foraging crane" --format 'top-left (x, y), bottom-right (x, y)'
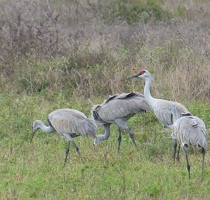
top-left (31, 108), bottom-right (97, 163)
top-left (128, 69), bottom-right (190, 129)
top-left (92, 92), bottom-right (152, 151)
top-left (169, 104), bottom-right (207, 182)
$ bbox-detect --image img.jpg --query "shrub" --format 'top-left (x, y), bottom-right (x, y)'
top-left (87, 0), bottom-right (171, 25)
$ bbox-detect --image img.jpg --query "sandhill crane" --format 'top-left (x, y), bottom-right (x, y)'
top-left (169, 104), bottom-right (207, 182)
top-left (128, 69), bottom-right (190, 129)
top-left (31, 108), bottom-right (97, 163)
top-left (92, 92), bottom-right (152, 151)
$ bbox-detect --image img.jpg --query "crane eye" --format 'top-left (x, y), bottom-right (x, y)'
top-left (139, 70), bottom-right (146, 75)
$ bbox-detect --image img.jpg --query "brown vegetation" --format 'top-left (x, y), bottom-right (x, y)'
top-left (0, 0), bottom-right (209, 103)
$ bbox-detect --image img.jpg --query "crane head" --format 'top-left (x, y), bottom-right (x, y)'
top-left (93, 135), bottom-right (104, 145)
top-left (30, 120), bottom-right (40, 143)
top-left (93, 137), bottom-right (99, 145)
top-left (127, 69), bottom-right (149, 79)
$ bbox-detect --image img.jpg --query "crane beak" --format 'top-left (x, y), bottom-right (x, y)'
top-left (30, 131), bottom-right (35, 143)
top-left (93, 143), bottom-right (96, 150)
top-left (127, 74), bottom-right (139, 79)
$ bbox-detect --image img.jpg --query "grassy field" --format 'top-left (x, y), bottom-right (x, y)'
top-left (0, 0), bottom-right (210, 199)
top-left (0, 93), bottom-right (209, 199)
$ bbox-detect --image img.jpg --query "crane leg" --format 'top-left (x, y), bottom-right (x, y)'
top-left (72, 141), bottom-right (84, 163)
top-left (72, 141), bottom-right (81, 156)
top-left (115, 120), bottom-right (137, 149)
top-left (117, 128), bottom-right (122, 152)
top-left (201, 148), bottom-right (205, 182)
top-left (173, 139), bottom-right (177, 162)
top-left (126, 128), bottom-right (137, 148)
top-left (182, 145), bottom-right (190, 179)
top-left (62, 133), bottom-right (83, 163)
top-left (64, 141), bottom-right (70, 163)
top-left (176, 144), bottom-right (180, 161)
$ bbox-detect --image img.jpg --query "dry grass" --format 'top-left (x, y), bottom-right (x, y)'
top-left (0, 0), bottom-right (209, 103)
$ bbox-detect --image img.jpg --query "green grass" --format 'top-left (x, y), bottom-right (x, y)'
top-left (0, 93), bottom-right (209, 199)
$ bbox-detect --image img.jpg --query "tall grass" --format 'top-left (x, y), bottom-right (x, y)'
top-left (0, 0), bottom-right (209, 102)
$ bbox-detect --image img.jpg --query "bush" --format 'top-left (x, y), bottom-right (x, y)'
top-left (87, 0), bottom-right (171, 25)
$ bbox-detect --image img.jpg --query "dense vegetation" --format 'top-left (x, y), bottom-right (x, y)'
top-left (0, 0), bottom-right (209, 199)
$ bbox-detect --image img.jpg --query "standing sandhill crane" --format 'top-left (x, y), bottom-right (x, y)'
top-left (128, 69), bottom-right (190, 129)
top-left (31, 108), bottom-right (97, 163)
top-left (92, 92), bottom-right (152, 151)
top-left (169, 104), bottom-right (207, 182)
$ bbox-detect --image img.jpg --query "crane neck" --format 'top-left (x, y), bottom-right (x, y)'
top-left (94, 124), bottom-right (110, 144)
top-left (143, 77), bottom-right (155, 107)
top-left (171, 109), bottom-right (178, 123)
top-left (38, 120), bottom-right (55, 133)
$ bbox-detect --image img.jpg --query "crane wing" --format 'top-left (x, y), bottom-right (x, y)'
top-left (172, 116), bottom-right (207, 151)
top-left (154, 100), bottom-right (190, 128)
top-left (49, 109), bottom-right (97, 138)
top-left (92, 92), bottom-right (150, 124)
